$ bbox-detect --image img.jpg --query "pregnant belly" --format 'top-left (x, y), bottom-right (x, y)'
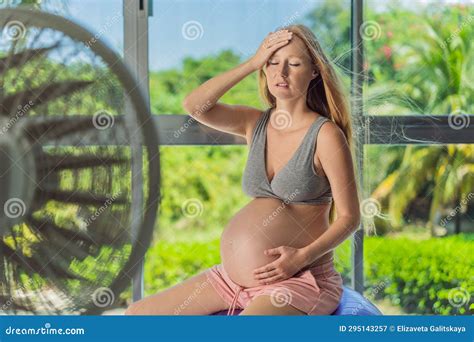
top-left (220, 197), bottom-right (330, 288)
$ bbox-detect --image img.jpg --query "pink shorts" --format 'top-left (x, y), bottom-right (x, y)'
top-left (205, 259), bottom-right (343, 315)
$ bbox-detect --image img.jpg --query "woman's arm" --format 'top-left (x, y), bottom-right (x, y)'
top-left (181, 60), bottom-right (260, 138)
top-left (182, 29), bottom-right (293, 138)
top-left (182, 59), bottom-right (257, 114)
top-left (301, 122), bottom-right (361, 265)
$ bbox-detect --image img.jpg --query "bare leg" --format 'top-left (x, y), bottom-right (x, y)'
top-left (124, 269), bottom-right (228, 315)
top-left (239, 295), bottom-right (306, 316)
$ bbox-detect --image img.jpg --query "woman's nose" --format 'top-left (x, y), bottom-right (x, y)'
top-left (277, 62), bottom-right (289, 78)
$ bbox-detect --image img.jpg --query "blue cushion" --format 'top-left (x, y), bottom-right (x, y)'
top-left (332, 286), bottom-right (382, 315)
top-left (210, 286), bottom-right (383, 316)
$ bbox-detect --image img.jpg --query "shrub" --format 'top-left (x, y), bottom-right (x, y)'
top-left (136, 234), bottom-right (473, 315)
top-left (364, 234), bottom-right (473, 315)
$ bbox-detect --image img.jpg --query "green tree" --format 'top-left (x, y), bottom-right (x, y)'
top-left (367, 4), bottom-right (473, 235)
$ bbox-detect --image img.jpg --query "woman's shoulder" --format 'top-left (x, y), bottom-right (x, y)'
top-left (244, 107), bottom-right (271, 145)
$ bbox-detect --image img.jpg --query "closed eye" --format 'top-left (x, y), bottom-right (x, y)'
top-left (268, 62), bottom-right (300, 66)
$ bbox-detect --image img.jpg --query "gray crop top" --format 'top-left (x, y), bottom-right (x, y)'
top-left (242, 107), bottom-right (333, 205)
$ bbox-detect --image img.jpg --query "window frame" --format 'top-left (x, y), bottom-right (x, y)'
top-left (123, 0), bottom-right (474, 299)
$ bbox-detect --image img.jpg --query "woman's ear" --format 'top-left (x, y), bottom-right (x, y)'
top-left (311, 69), bottom-right (319, 79)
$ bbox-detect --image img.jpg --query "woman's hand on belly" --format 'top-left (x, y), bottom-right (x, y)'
top-left (252, 245), bottom-right (308, 285)
top-left (220, 197), bottom-right (327, 288)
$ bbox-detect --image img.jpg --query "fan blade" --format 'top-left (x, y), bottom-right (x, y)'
top-left (34, 244), bottom-right (88, 281)
top-left (27, 216), bottom-right (99, 260)
top-left (27, 215), bottom-right (127, 250)
top-left (23, 115), bottom-right (122, 141)
top-left (23, 116), bottom-right (95, 140)
top-left (39, 153), bottom-right (128, 172)
top-left (40, 189), bottom-right (128, 206)
top-left (0, 294), bottom-right (32, 314)
top-left (0, 241), bottom-right (41, 279)
top-left (0, 240), bottom-right (82, 281)
top-left (0, 80), bottom-right (94, 116)
top-left (0, 43), bottom-right (61, 75)
top-left (27, 216), bottom-right (97, 248)
top-left (83, 213), bottom-right (131, 248)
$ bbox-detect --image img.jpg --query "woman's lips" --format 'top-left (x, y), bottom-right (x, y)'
top-left (275, 82), bottom-right (289, 88)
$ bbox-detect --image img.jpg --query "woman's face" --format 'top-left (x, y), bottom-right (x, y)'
top-left (265, 35), bottom-right (317, 101)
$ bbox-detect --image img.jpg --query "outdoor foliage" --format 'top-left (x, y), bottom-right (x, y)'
top-left (151, 2), bottom-right (473, 236)
top-left (135, 234), bottom-right (473, 315)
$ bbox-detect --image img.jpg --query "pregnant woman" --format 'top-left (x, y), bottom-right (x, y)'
top-left (125, 24), bottom-right (360, 316)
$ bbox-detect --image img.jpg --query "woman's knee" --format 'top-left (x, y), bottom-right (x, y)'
top-left (123, 269), bottom-right (227, 315)
top-left (239, 295), bottom-right (306, 315)
top-left (124, 301), bottom-right (141, 315)
top-left (124, 292), bottom-right (170, 315)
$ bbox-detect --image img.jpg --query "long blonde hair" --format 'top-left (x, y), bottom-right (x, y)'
top-left (258, 24), bottom-right (356, 224)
